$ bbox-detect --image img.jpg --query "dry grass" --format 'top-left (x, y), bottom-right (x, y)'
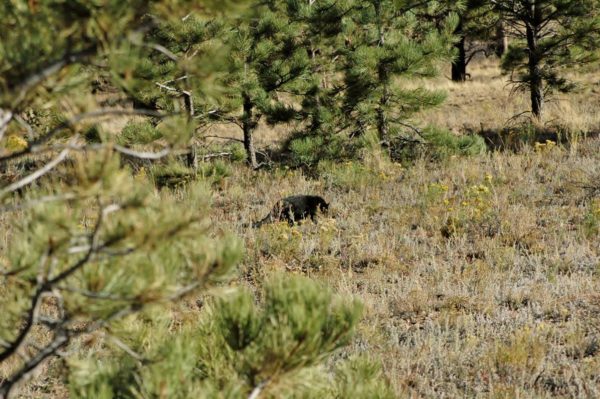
top-left (214, 139), bottom-right (600, 397)
top-left (414, 58), bottom-right (600, 136)
top-left (3, 58), bottom-right (600, 397)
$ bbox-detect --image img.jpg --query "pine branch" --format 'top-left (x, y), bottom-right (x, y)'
top-left (0, 108), bottom-right (173, 164)
top-left (0, 109), bottom-right (13, 142)
top-left (8, 46), bottom-right (97, 108)
top-left (0, 145), bottom-right (72, 197)
top-left (0, 331), bottom-right (69, 399)
top-left (0, 201), bottom-right (109, 364)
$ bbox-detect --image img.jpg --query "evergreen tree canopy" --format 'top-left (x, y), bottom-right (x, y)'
top-left (493, 0), bottom-right (600, 119)
top-left (0, 2), bottom-right (390, 397)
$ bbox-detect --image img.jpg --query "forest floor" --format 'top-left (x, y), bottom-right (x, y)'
top-left (222, 142), bottom-right (600, 397)
top-left (215, 59), bottom-right (600, 397)
top-left (4, 58), bottom-right (600, 397)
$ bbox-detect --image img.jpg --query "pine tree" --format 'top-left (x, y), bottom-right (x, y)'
top-left (194, 1), bottom-right (315, 169)
top-left (450, 0), bottom-right (499, 82)
top-left (66, 275), bottom-right (390, 398)
top-left (339, 0), bottom-right (457, 144)
top-left (413, 1), bottom-right (499, 82)
top-left (492, 0), bottom-right (600, 119)
top-left (0, 2), bottom-right (392, 397)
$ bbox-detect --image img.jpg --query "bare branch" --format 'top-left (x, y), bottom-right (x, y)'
top-left (155, 82), bottom-right (179, 92)
top-left (1, 265), bottom-right (30, 277)
top-left (13, 114), bottom-right (35, 137)
top-left (397, 121), bottom-right (426, 140)
top-left (155, 82), bottom-right (194, 118)
top-left (9, 46), bottom-right (97, 108)
top-left (248, 379), bottom-right (270, 399)
top-left (202, 135), bottom-right (245, 143)
top-left (105, 333), bottom-right (146, 362)
top-left (142, 43), bottom-right (179, 61)
top-left (113, 144), bottom-right (172, 160)
top-left (202, 152), bottom-right (232, 160)
top-left (57, 285), bottom-right (136, 301)
top-left (0, 332), bottom-right (69, 399)
top-left (160, 75), bottom-right (188, 85)
top-left (0, 193), bottom-right (79, 214)
top-left (0, 147), bottom-right (71, 197)
top-left (0, 108), bottom-right (173, 164)
top-left (0, 109), bottom-right (13, 142)
top-left (167, 282), bottom-right (200, 301)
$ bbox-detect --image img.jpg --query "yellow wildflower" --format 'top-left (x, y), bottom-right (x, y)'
top-left (5, 135), bottom-right (28, 152)
top-left (291, 229), bottom-right (302, 237)
top-left (135, 167), bottom-right (147, 181)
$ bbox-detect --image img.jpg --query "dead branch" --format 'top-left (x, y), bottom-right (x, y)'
top-left (397, 121), bottom-right (426, 140)
top-left (202, 135), bottom-right (245, 143)
top-left (0, 331), bottom-right (69, 399)
top-left (0, 108), bottom-right (172, 164)
top-left (0, 201), bottom-right (107, 364)
top-left (113, 144), bottom-right (172, 159)
top-left (248, 379), bottom-right (270, 399)
top-left (105, 333), bottom-right (146, 363)
top-left (0, 146), bottom-right (71, 197)
top-left (142, 42), bottom-right (179, 61)
top-left (202, 152), bottom-right (232, 160)
top-left (0, 109), bottom-right (13, 142)
top-left (0, 193), bottom-right (79, 213)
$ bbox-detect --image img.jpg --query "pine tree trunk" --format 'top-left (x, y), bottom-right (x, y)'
top-left (495, 20), bottom-right (508, 58)
top-left (309, 46), bottom-right (323, 133)
top-left (377, 85), bottom-right (389, 143)
top-left (242, 94), bottom-right (259, 169)
top-left (451, 19), bottom-right (467, 82)
top-left (526, 3), bottom-right (543, 120)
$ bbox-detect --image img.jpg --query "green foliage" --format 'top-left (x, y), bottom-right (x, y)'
top-left (67, 275), bottom-right (372, 398)
top-left (390, 126), bottom-right (486, 162)
top-left (117, 121), bottom-right (163, 146)
top-left (228, 143), bottom-right (247, 163)
top-left (582, 200), bottom-right (600, 238)
top-left (333, 356), bottom-right (395, 399)
top-left (0, 149), bottom-right (242, 345)
top-left (198, 160), bottom-right (232, 187)
top-left (338, 0), bottom-right (457, 141)
top-left (422, 126), bottom-right (487, 158)
top-left (217, 275), bottom-right (362, 370)
top-left (150, 161), bottom-right (196, 189)
top-left (287, 134), bottom-right (353, 168)
top-left (495, 0), bottom-right (600, 118)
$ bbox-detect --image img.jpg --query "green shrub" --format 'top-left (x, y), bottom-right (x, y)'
top-left (228, 143), bottom-right (247, 163)
top-left (67, 275), bottom-right (388, 399)
top-left (118, 121), bottom-right (163, 146)
top-left (318, 160), bottom-right (385, 190)
top-left (150, 161), bottom-right (195, 189)
top-left (423, 126), bottom-right (487, 157)
top-left (286, 134), bottom-right (356, 168)
top-left (582, 199), bottom-right (600, 238)
top-left (198, 160), bottom-right (232, 186)
top-left (390, 126), bottom-right (486, 161)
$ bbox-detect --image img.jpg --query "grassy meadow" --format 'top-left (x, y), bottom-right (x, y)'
top-left (200, 59), bottom-right (600, 397)
top-left (3, 58), bottom-right (600, 398)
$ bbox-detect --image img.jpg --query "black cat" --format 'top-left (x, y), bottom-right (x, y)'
top-left (251, 195), bottom-right (329, 228)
